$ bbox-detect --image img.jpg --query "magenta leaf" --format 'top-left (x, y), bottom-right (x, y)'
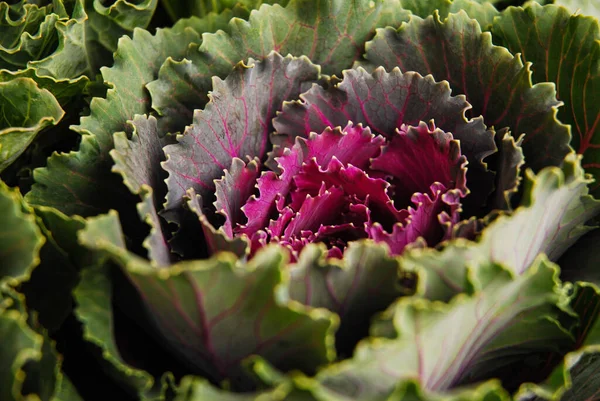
top-left (238, 121), bottom-right (465, 259)
top-left (368, 182), bottom-right (462, 255)
top-left (239, 124), bottom-right (385, 236)
top-left (214, 158), bottom-right (261, 238)
top-left (273, 67), bottom-right (495, 215)
top-left (371, 122), bottom-right (467, 206)
top-left (162, 52), bottom-right (320, 218)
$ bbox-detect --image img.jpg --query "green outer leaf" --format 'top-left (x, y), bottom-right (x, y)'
top-left (170, 375), bottom-right (292, 400)
top-left (0, 181), bottom-right (44, 285)
top-left (0, 288), bottom-right (82, 401)
top-left (311, 258), bottom-right (567, 400)
top-left (53, 374), bottom-right (85, 401)
top-left (448, 0), bottom-right (500, 30)
top-left (516, 283), bottom-right (600, 401)
top-left (491, 3), bottom-right (600, 195)
top-left (295, 377), bottom-right (512, 401)
top-left (362, 10), bottom-right (571, 174)
top-left (28, 1), bottom-right (92, 81)
top-left (26, 24), bottom-right (202, 215)
top-left (73, 261), bottom-right (155, 395)
top-left (83, 0), bottom-right (158, 72)
top-left (0, 77), bottom-right (64, 172)
top-left (78, 211), bottom-right (338, 388)
top-left (0, 69), bottom-right (87, 107)
top-left (0, 2), bottom-right (58, 70)
top-left (20, 206), bottom-right (87, 331)
top-left (111, 114), bottom-right (172, 266)
top-left (160, 0), bottom-right (290, 22)
top-left (288, 242), bottom-right (406, 355)
top-left (0, 301), bottom-right (41, 401)
top-left (399, 0), bottom-right (451, 18)
top-left (147, 0), bottom-right (411, 135)
top-left (402, 153), bottom-right (600, 301)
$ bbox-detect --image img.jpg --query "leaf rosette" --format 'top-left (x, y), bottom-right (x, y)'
top-left (19, 0), bottom-right (600, 400)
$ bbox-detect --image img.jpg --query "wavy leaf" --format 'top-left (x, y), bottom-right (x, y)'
top-left (0, 77), bottom-right (64, 172)
top-left (20, 206), bottom-right (88, 331)
top-left (289, 241), bottom-right (406, 356)
top-left (78, 211), bottom-right (338, 389)
top-left (555, 0), bottom-right (600, 20)
top-left (362, 11), bottom-right (571, 174)
top-left (111, 114), bottom-right (172, 266)
top-left (160, 0), bottom-right (289, 21)
top-left (0, 180), bottom-right (44, 284)
top-left (274, 67), bottom-right (495, 216)
top-left (402, 154), bottom-right (600, 301)
top-left (163, 52), bottom-right (320, 215)
top-left (73, 261), bottom-right (155, 396)
top-left (491, 3), bottom-right (600, 194)
top-left (312, 258), bottom-right (570, 400)
top-left (147, 0), bottom-right (411, 134)
top-left (0, 288), bottom-right (83, 401)
top-left (26, 23), bottom-right (202, 215)
top-left (516, 283), bottom-right (600, 401)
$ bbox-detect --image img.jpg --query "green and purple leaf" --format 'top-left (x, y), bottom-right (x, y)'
top-left (492, 3), bottom-right (600, 195)
top-left (362, 11), bottom-right (571, 175)
top-left (162, 52), bottom-right (320, 216)
top-left (274, 67), bottom-right (495, 216)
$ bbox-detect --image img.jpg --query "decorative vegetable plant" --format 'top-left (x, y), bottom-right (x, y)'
top-left (1, 0), bottom-right (600, 400)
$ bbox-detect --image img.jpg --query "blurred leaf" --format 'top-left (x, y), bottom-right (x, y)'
top-left (160, 0), bottom-right (289, 22)
top-left (0, 77), bottom-right (64, 172)
top-left (0, 180), bottom-right (44, 284)
top-left (555, 0), bottom-right (600, 20)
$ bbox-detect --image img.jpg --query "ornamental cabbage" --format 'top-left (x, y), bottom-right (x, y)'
top-left (1, 1), bottom-right (600, 401)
